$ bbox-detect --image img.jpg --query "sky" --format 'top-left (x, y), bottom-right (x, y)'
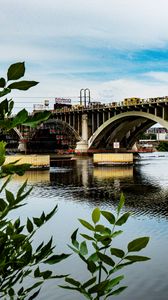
top-left (1, 0), bottom-right (168, 112)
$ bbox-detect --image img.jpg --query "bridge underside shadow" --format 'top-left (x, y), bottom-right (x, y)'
top-left (27, 119), bottom-right (80, 153)
top-left (88, 111), bottom-right (168, 151)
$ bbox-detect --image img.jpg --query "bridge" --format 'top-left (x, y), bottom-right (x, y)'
top-left (7, 96), bottom-right (168, 153)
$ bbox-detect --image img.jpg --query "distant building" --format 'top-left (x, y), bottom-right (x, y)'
top-left (146, 127), bottom-right (168, 141)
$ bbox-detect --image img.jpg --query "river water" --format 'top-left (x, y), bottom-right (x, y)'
top-left (9, 152), bottom-right (168, 300)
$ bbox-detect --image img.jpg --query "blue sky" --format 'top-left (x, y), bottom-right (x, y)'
top-left (1, 0), bottom-right (168, 111)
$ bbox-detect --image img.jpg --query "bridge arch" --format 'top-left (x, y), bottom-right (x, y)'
top-left (13, 127), bottom-right (24, 139)
top-left (43, 119), bottom-right (81, 140)
top-left (28, 118), bottom-right (81, 153)
top-left (88, 111), bottom-right (168, 150)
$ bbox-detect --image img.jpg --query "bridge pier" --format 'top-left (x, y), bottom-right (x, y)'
top-left (75, 139), bottom-right (88, 153)
top-left (75, 114), bottom-right (89, 153)
top-left (18, 139), bottom-right (27, 153)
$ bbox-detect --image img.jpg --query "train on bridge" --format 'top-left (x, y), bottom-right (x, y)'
top-left (33, 96), bottom-right (168, 113)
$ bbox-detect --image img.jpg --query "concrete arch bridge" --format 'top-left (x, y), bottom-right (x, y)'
top-left (7, 98), bottom-right (168, 153)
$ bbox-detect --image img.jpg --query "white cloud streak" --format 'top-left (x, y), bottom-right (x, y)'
top-left (1, 0), bottom-right (168, 109)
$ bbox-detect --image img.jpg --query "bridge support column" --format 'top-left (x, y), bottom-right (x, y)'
top-left (18, 139), bottom-right (27, 153)
top-left (75, 114), bottom-right (88, 153)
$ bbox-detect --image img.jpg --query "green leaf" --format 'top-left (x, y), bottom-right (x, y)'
top-left (0, 154), bottom-right (5, 167)
top-left (128, 237), bottom-right (150, 252)
top-left (36, 241), bottom-right (44, 252)
top-left (17, 180), bottom-right (28, 197)
top-left (33, 217), bottom-right (43, 227)
top-left (92, 207), bottom-right (100, 224)
top-left (95, 224), bottom-right (105, 232)
top-left (87, 260), bottom-right (97, 273)
top-left (14, 218), bottom-right (20, 229)
top-left (97, 252), bottom-right (115, 267)
top-left (44, 253), bottom-right (70, 264)
top-left (111, 230), bottom-right (123, 238)
top-left (110, 247), bottom-right (125, 258)
top-left (125, 255), bottom-right (150, 261)
top-left (116, 212), bottom-right (131, 226)
top-left (71, 228), bottom-right (79, 248)
top-left (80, 233), bottom-right (94, 241)
top-left (5, 189), bottom-right (15, 204)
top-left (0, 77), bottom-right (6, 87)
top-left (88, 280), bottom-right (109, 294)
top-left (80, 241), bottom-right (88, 256)
top-left (58, 285), bottom-right (79, 290)
top-left (0, 198), bottom-right (7, 211)
top-left (101, 211), bottom-right (115, 224)
top-left (12, 233), bottom-right (26, 242)
top-left (42, 270), bottom-right (52, 279)
top-left (12, 109), bottom-right (28, 127)
top-left (2, 163), bottom-right (31, 176)
top-left (23, 111), bottom-right (51, 127)
top-left (27, 218), bottom-right (34, 233)
top-left (18, 287), bottom-right (24, 296)
top-left (82, 276), bottom-right (97, 289)
top-left (106, 286), bottom-right (127, 297)
top-left (110, 261), bottom-right (134, 274)
top-left (0, 88), bottom-right (11, 97)
top-left (27, 288), bottom-right (41, 300)
top-left (0, 176), bottom-right (11, 193)
top-left (0, 141), bottom-right (6, 164)
top-left (34, 267), bottom-right (40, 277)
top-left (88, 252), bottom-right (99, 262)
top-left (7, 62), bottom-right (25, 80)
top-left (78, 219), bottom-right (95, 231)
top-left (45, 205), bottom-right (58, 221)
top-left (8, 99), bottom-right (14, 116)
top-left (65, 277), bottom-right (80, 287)
top-left (26, 282), bottom-right (43, 294)
top-left (8, 80), bottom-right (38, 90)
top-left (106, 275), bottom-right (124, 291)
top-left (28, 111), bottom-right (50, 122)
top-left (68, 245), bottom-right (79, 254)
top-left (117, 193), bottom-right (125, 215)
top-left (8, 287), bottom-right (15, 296)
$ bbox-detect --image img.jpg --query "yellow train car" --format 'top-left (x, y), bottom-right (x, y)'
top-left (123, 97), bottom-right (141, 106)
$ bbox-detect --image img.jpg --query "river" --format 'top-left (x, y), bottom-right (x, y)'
top-left (8, 152), bottom-right (168, 300)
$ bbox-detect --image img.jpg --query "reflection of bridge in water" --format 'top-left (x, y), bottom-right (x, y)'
top-left (5, 96), bottom-right (168, 153)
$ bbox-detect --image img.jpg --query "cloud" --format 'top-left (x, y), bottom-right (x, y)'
top-left (1, 0), bottom-right (168, 113)
top-left (144, 72), bottom-right (168, 83)
top-left (1, 0), bottom-right (168, 49)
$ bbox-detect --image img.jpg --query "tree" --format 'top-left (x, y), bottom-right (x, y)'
top-left (0, 62), bottom-right (70, 299)
top-left (157, 141), bottom-right (168, 151)
top-left (60, 193), bottom-right (150, 300)
top-left (0, 62), bottom-right (150, 299)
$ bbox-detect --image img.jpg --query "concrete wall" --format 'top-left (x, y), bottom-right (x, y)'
top-left (5, 155), bottom-right (50, 168)
top-left (93, 153), bottom-right (133, 165)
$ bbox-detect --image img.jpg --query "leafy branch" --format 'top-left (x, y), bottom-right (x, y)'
top-left (60, 194), bottom-right (150, 300)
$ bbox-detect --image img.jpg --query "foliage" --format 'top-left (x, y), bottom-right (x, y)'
top-left (0, 62), bottom-right (150, 299)
top-left (0, 62), bottom-right (50, 131)
top-left (0, 62), bottom-right (70, 299)
top-left (60, 194), bottom-right (150, 300)
top-left (156, 141), bottom-right (168, 151)
top-left (139, 132), bottom-right (156, 140)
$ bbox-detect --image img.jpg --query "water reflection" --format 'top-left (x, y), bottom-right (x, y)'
top-left (48, 156), bottom-right (168, 219)
top-left (13, 170), bottom-right (50, 183)
top-left (10, 156), bottom-right (168, 219)
top-left (93, 166), bottom-right (133, 179)
top-left (9, 155), bottom-right (168, 300)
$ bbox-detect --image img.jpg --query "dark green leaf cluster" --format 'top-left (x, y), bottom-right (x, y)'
top-left (0, 62), bottom-right (50, 130)
top-left (0, 178), bottom-right (70, 299)
top-left (0, 62), bottom-right (151, 300)
top-left (0, 62), bottom-right (70, 299)
top-left (61, 193), bottom-right (150, 300)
